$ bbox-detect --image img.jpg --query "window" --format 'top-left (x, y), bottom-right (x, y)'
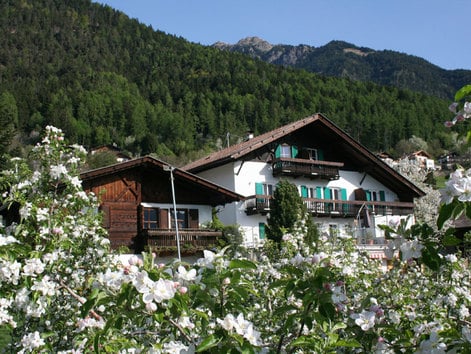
top-left (255, 183), bottom-right (274, 196)
top-left (280, 145), bottom-right (291, 158)
top-left (307, 148), bottom-right (318, 160)
top-left (263, 183), bottom-right (274, 196)
top-left (365, 190), bottom-right (386, 201)
top-left (142, 207), bottom-right (199, 230)
top-left (143, 207), bottom-right (159, 229)
top-left (170, 208), bottom-right (199, 229)
top-left (275, 144), bottom-right (298, 158)
top-left (171, 209), bottom-right (188, 229)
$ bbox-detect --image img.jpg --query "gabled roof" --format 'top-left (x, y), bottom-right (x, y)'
top-left (409, 150), bottom-right (432, 158)
top-left (80, 156), bottom-right (243, 206)
top-left (183, 113), bottom-right (425, 200)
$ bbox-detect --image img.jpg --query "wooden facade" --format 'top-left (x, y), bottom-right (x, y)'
top-left (80, 156), bottom-right (242, 252)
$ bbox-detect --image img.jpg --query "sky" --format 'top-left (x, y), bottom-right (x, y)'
top-left (93, 0), bottom-right (470, 71)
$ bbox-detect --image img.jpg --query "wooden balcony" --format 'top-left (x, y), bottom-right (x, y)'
top-left (143, 228), bottom-right (222, 250)
top-left (245, 195), bottom-right (414, 217)
top-left (272, 157), bottom-right (344, 180)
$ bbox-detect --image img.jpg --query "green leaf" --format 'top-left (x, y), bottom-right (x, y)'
top-left (421, 243), bottom-right (442, 271)
top-left (229, 259), bottom-right (257, 270)
top-left (335, 339), bottom-right (362, 348)
top-left (196, 334), bottom-right (221, 352)
top-left (331, 322), bottom-right (347, 332)
top-left (290, 336), bottom-right (312, 346)
top-left (437, 202), bottom-right (457, 230)
top-left (455, 84), bottom-right (471, 102)
top-left (319, 302), bottom-right (336, 320)
top-left (442, 234), bottom-right (462, 247)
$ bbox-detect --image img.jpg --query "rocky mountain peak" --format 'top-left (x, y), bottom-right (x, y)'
top-left (235, 36), bottom-right (273, 52)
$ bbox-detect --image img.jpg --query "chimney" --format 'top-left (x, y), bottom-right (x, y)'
top-left (245, 130), bottom-right (254, 141)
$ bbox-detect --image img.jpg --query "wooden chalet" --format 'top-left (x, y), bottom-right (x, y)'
top-left (80, 156), bottom-right (243, 253)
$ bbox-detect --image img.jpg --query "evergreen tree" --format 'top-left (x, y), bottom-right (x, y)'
top-left (266, 180), bottom-right (319, 245)
top-left (0, 91), bottom-right (18, 169)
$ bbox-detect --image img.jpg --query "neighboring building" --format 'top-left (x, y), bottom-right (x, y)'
top-left (80, 156), bottom-right (242, 253)
top-left (183, 114), bottom-right (425, 261)
top-left (407, 150), bottom-right (435, 171)
top-left (90, 144), bottom-right (131, 163)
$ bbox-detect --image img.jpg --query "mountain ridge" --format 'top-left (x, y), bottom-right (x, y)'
top-left (212, 36), bottom-right (471, 99)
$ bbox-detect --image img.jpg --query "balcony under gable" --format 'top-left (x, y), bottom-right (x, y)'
top-left (272, 157), bottom-right (344, 180)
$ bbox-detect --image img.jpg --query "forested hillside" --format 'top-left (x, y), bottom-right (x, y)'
top-left (0, 0), bottom-right (457, 165)
top-left (214, 37), bottom-right (471, 100)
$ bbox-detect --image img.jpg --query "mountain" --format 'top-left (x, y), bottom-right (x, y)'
top-left (0, 0), bottom-right (457, 165)
top-left (213, 37), bottom-right (471, 99)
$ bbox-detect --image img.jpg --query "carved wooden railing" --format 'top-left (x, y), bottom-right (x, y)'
top-left (272, 157), bottom-right (344, 180)
top-left (245, 195), bottom-right (414, 217)
top-left (143, 228), bottom-right (222, 249)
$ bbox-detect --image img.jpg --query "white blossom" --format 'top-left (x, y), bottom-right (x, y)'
top-left (400, 240), bottom-right (424, 261)
top-left (351, 310), bottom-right (376, 331)
top-left (141, 278), bottom-right (176, 304)
top-left (176, 266), bottom-right (197, 282)
top-left (19, 331), bottom-right (45, 353)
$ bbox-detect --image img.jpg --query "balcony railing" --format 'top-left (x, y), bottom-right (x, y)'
top-left (245, 195), bottom-right (414, 217)
top-left (272, 157), bottom-right (344, 180)
top-left (143, 228), bottom-right (222, 249)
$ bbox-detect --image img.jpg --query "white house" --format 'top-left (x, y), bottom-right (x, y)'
top-left (183, 114), bottom-right (425, 261)
top-left (407, 150), bottom-right (435, 171)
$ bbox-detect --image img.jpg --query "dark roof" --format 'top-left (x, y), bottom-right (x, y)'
top-left (80, 156), bottom-right (243, 206)
top-left (183, 113), bottom-right (425, 200)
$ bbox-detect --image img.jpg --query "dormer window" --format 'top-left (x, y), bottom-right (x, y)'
top-left (275, 144), bottom-right (298, 158)
top-left (280, 145), bottom-right (291, 158)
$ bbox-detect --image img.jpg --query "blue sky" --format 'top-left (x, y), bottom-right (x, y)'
top-left (93, 0), bottom-right (470, 71)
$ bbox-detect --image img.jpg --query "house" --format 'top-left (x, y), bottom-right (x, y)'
top-left (407, 150), bottom-right (435, 171)
top-left (80, 156), bottom-right (243, 253)
top-left (183, 114), bottom-right (425, 260)
top-left (90, 144), bottom-right (131, 163)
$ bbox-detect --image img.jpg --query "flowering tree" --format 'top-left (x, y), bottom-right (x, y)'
top-left (1, 122), bottom-right (471, 352)
top-left (0, 126), bottom-right (111, 351)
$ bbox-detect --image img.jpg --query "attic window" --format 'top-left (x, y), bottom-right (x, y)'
top-left (275, 144), bottom-right (298, 158)
top-left (280, 145), bottom-right (291, 158)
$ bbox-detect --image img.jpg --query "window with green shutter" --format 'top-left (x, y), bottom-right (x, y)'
top-left (316, 186), bottom-right (323, 198)
top-left (379, 190), bottom-right (386, 201)
top-left (341, 188), bottom-right (348, 213)
top-left (255, 182), bottom-right (263, 195)
top-left (324, 187), bottom-right (332, 212)
top-left (275, 145), bottom-right (281, 158)
top-left (301, 185), bottom-right (308, 198)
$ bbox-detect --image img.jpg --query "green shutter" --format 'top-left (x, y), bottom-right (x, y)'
top-left (291, 145), bottom-right (298, 158)
top-left (317, 149), bottom-right (324, 161)
top-left (323, 187), bottom-right (332, 212)
top-left (259, 223), bottom-right (266, 239)
top-left (324, 187), bottom-right (331, 199)
top-left (341, 188), bottom-right (348, 213)
top-left (379, 190), bottom-right (386, 201)
top-left (255, 182), bottom-right (263, 195)
top-left (301, 185), bottom-right (308, 198)
top-left (365, 190), bottom-right (371, 201)
top-left (316, 186), bottom-right (322, 198)
top-left (275, 145), bottom-right (281, 158)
